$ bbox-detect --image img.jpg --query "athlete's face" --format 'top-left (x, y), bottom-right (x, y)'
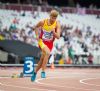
top-left (50, 15), bottom-right (57, 23)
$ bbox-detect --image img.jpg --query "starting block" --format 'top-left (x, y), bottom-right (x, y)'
top-left (23, 56), bottom-right (34, 77)
top-left (11, 57), bottom-right (34, 78)
top-left (11, 73), bottom-right (19, 78)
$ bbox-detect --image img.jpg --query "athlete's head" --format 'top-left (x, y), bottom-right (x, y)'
top-left (49, 10), bottom-right (59, 23)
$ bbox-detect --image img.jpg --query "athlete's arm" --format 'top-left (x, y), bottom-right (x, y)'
top-left (34, 21), bottom-right (44, 39)
top-left (52, 21), bottom-right (61, 39)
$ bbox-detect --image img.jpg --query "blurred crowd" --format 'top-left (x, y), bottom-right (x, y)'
top-left (0, 16), bottom-right (38, 46)
top-left (0, 9), bottom-right (100, 65)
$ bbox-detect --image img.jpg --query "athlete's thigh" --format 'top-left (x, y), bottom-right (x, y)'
top-left (42, 45), bottom-right (50, 56)
top-left (38, 39), bottom-right (50, 56)
top-left (40, 51), bottom-right (46, 60)
top-left (38, 50), bottom-right (45, 62)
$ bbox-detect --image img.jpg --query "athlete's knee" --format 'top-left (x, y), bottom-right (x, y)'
top-left (45, 51), bottom-right (50, 57)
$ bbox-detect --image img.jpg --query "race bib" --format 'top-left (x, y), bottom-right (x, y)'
top-left (42, 30), bottom-right (53, 41)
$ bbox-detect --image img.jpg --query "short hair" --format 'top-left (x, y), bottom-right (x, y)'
top-left (50, 10), bottom-right (59, 17)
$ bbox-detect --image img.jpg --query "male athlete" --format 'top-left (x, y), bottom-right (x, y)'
top-left (31, 9), bottom-right (61, 81)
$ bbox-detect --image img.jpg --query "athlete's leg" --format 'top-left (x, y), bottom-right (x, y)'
top-left (41, 45), bottom-right (51, 72)
top-left (35, 51), bottom-right (45, 73)
top-left (38, 39), bottom-right (51, 72)
top-left (31, 51), bottom-right (45, 81)
top-left (49, 54), bottom-right (55, 69)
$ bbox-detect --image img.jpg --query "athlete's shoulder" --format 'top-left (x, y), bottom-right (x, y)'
top-left (56, 20), bottom-right (61, 27)
top-left (35, 20), bottom-right (44, 28)
top-left (39, 19), bottom-right (48, 26)
top-left (56, 20), bottom-right (60, 24)
top-left (38, 20), bottom-right (44, 26)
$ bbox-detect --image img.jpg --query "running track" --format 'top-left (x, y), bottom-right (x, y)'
top-left (0, 67), bottom-right (100, 91)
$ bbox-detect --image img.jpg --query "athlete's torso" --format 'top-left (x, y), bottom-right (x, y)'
top-left (39, 19), bottom-right (57, 42)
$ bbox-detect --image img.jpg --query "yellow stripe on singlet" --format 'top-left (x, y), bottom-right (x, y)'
top-left (38, 39), bottom-right (45, 49)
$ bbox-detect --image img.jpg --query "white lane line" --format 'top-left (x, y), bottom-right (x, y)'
top-left (36, 77), bottom-right (100, 91)
top-left (80, 78), bottom-right (100, 86)
top-left (0, 77), bottom-right (54, 91)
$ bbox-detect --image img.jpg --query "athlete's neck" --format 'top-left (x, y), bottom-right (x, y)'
top-left (48, 19), bottom-right (55, 25)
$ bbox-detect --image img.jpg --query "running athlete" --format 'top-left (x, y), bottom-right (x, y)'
top-left (31, 10), bottom-right (61, 81)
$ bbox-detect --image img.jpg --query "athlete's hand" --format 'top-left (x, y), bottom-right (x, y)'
top-left (36, 37), bottom-right (39, 41)
top-left (35, 34), bottom-right (39, 41)
top-left (51, 27), bottom-right (60, 39)
top-left (52, 28), bottom-right (56, 34)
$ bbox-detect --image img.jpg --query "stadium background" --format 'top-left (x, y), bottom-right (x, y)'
top-left (0, 0), bottom-right (100, 66)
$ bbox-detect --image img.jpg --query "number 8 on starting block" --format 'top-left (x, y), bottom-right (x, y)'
top-left (23, 57), bottom-right (34, 76)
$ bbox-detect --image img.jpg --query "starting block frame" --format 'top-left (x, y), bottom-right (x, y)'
top-left (23, 56), bottom-right (34, 77)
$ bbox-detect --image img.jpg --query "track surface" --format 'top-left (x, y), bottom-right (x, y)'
top-left (0, 67), bottom-right (100, 91)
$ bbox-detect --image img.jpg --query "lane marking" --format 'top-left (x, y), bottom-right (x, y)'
top-left (36, 77), bottom-right (100, 91)
top-left (0, 77), bottom-right (55, 91)
top-left (80, 78), bottom-right (100, 86)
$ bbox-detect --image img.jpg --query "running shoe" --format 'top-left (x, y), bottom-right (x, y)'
top-left (31, 72), bottom-right (37, 82)
top-left (41, 71), bottom-right (46, 78)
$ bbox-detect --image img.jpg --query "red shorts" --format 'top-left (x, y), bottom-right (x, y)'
top-left (43, 40), bottom-right (53, 51)
top-left (38, 39), bottom-right (53, 52)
